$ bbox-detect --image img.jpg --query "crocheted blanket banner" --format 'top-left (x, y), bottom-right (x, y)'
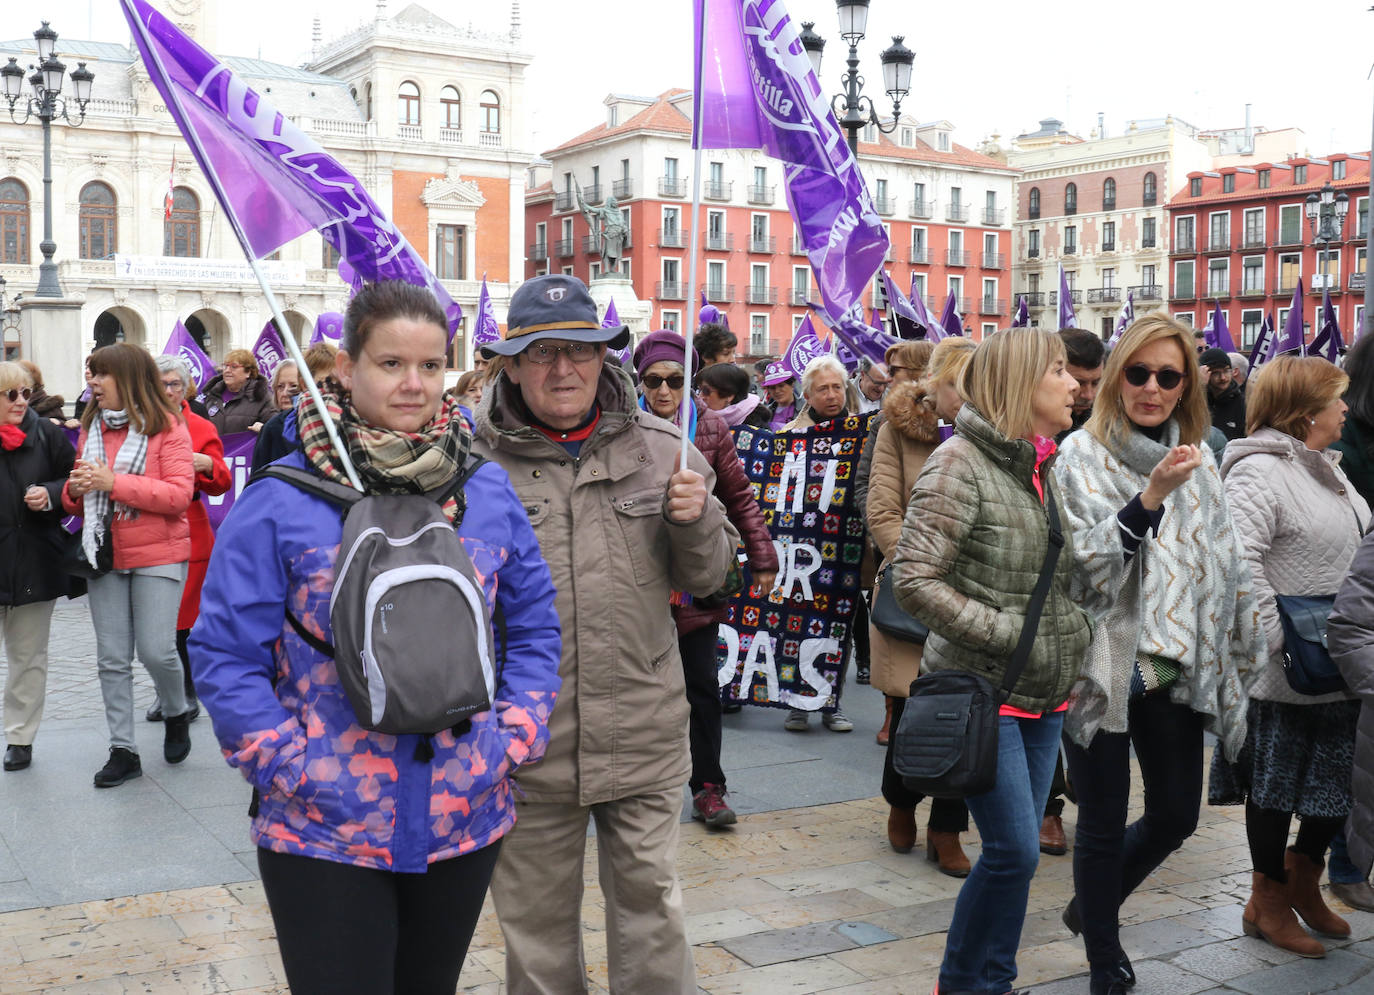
top-left (717, 413), bottom-right (873, 712)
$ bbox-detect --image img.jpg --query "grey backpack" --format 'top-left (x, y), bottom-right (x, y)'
top-left (260, 457), bottom-right (497, 741)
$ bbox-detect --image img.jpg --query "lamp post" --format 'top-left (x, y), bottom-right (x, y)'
top-left (1, 22), bottom-right (95, 298)
top-left (799, 1), bottom-right (914, 156)
top-left (1305, 181), bottom-right (1349, 306)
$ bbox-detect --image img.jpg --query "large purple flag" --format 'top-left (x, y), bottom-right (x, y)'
top-left (694, 0), bottom-right (892, 363)
top-left (162, 320), bottom-right (216, 391)
top-left (1203, 300), bottom-right (1237, 353)
top-left (699, 289), bottom-right (727, 329)
top-left (1249, 313), bottom-right (1274, 368)
top-left (118, 0), bottom-right (461, 338)
top-left (909, 275), bottom-right (942, 341)
top-left (782, 313), bottom-right (827, 378)
top-left (882, 271), bottom-right (926, 339)
top-left (1310, 287), bottom-right (1344, 362)
top-left (1011, 295), bottom-right (1029, 328)
top-left (474, 277), bottom-right (501, 348)
top-left (939, 293), bottom-right (963, 338)
top-left (1057, 264), bottom-right (1077, 329)
top-left (252, 320), bottom-right (289, 379)
top-left (602, 297), bottom-right (621, 329)
top-left (309, 312), bottom-right (343, 345)
top-left (1268, 279), bottom-right (1307, 360)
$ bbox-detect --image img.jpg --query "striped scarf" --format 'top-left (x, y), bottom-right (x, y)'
top-left (81, 409), bottom-right (148, 569)
top-left (297, 391), bottom-right (472, 522)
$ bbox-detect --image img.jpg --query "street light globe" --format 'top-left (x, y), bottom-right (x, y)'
top-left (40, 58), bottom-right (65, 96)
top-left (798, 21), bottom-right (826, 79)
top-left (32, 21), bottom-right (57, 63)
top-left (879, 36), bottom-right (914, 101)
top-left (835, 0), bottom-right (869, 45)
top-left (69, 62), bottom-right (94, 105)
top-left (1305, 192), bottom-right (1320, 221)
top-left (1, 58), bottom-right (23, 102)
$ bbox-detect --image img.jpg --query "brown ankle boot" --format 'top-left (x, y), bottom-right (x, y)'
top-left (887, 806), bottom-right (916, 853)
top-left (926, 831), bottom-right (971, 878)
top-left (1242, 871), bottom-right (1325, 957)
top-left (877, 697), bottom-right (894, 746)
top-left (1285, 847), bottom-right (1351, 938)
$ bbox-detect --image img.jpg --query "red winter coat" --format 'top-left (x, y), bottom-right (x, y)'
top-left (674, 402), bottom-right (779, 634)
top-left (180, 401), bottom-right (232, 630)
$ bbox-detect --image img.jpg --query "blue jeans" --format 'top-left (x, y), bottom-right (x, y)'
top-left (1329, 830), bottom-right (1365, 885)
top-left (939, 712), bottom-right (1063, 994)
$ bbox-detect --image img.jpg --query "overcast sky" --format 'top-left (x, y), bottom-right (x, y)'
top-left (3, 0), bottom-right (1371, 159)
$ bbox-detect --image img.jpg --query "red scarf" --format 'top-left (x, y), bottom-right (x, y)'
top-left (0, 424), bottom-right (25, 451)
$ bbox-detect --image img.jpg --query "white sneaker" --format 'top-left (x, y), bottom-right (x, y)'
top-left (822, 709), bottom-right (854, 732)
top-left (783, 709), bottom-right (810, 732)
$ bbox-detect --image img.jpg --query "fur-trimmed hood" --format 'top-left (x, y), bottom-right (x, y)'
top-left (881, 381), bottom-right (940, 445)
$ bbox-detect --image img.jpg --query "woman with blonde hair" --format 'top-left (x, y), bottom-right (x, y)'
top-left (1054, 313), bottom-right (1263, 993)
top-left (202, 348), bottom-right (275, 435)
top-left (1211, 355), bottom-right (1368, 958)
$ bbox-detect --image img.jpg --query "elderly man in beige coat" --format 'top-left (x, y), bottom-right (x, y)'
top-left (474, 274), bottom-right (734, 994)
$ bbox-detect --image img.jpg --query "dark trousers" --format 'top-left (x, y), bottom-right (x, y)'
top-left (257, 842), bottom-right (501, 995)
top-left (851, 591), bottom-right (871, 670)
top-left (1246, 800), bottom-right (1343, 880)
top-left (174, 629), bottom-right (197, 700)
top-left (1064, 693), bottom-right (1203, 969)
top-left (1044, 753), bottom-right (1067, 818)
top-left (681, 623), bottom-right (726, 793)
top-left (881, 694), bottom-right (969, 831)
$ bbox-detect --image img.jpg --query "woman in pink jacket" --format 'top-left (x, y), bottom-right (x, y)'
top-left (63, 344), bottom-right (195, 788)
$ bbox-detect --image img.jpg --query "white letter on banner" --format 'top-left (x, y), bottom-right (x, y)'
top-left (777, 541), bottom-right (821, 601)
top-left (775, 450), bottom-right (806, 513)
top-left (717, 624), bottom-right (741, 688)
top-left (739, 632), bottom-right (780, 702)
top-left (780, 636), bottom-right (840, 709)
top-left (817, 459), bottom-right (838, 513)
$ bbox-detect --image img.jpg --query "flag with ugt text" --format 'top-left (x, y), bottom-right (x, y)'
top-left (252, 320), bottom-right (288, 379)
top-left (1249, 313), bottom-right (1274, 368)
top-left (782, 312), bottom-right (827, 378)
top-left (162, 319), bottom-right (215, 391)
top-left (694, 0), bottom-right (893, 363)
top-left (118, 0), bottom-right (461, 337)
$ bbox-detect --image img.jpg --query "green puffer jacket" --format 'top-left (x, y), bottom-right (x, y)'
top-left (890, 403), bottom-right (1092, 713)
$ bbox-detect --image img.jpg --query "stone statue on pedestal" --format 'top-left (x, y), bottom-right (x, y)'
top-left (576, 181), bottom-right (628, 276)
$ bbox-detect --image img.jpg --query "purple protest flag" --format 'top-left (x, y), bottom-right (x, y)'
top-left (309, 311), bottom-right (343, 345)
top-left (694, 0), bottom-right (890, 364)
top-left (1057, 264), bottom-right (1077, 329)
top-left (602, 297), bottom-right (622, 329)
top-left (1268, 279), bottom-right (1307, 360)
top-left (1011, 295), bottom-right (1029, 329)
top-left (782, 313), bottom-right (828, 378)
top-left (1310, 286), bottom-right (1344, 362)
top-left (908, 275), bottom-right (942, 341)
top-left (1203, 300), bottom-right (1237, 353)
top-left (252, 320), bottom-right (289, 379)
top-left (833, 335), bottom-right (858, 372)
top-left (1249, 313), bottom-right (1274, 368)
top-left (473, 276), bottom-right (502, 349)
top-left (698, 289), bottom-right (725, 329)
top-left (883, 270), bottom-right (926, 339)
top-left (162, 320), bottom-right (216, 392)
top-left (1108, 291), bottom-right (1135, 347)
top-left (939, 292), bottom-right (963, 338)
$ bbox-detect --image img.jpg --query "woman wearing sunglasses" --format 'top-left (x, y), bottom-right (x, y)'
top-left (0, 364), bottom-right (77, 772)
top-left (633, 330), bottom-right (776, 828)
top-left (1053, 314), bottom-right (1264, 994)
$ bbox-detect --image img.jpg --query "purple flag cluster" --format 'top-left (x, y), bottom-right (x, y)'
top-left (119, 0), bottom-right (462, 339)
top-left (882, 270), bottom-right (928, 340)
top-left (162, 320), bottom-right (216, 392)
top-left (782, 313), bottom-right (828, 378)
top-left (1310, 288), bottom-right (1344, 362)
top-left (694, 0), bottom-right (893, 363)
top-left (1107, 291), bottom-right (1135, 347)
top-left (252, 320), bottom-right (288, 379)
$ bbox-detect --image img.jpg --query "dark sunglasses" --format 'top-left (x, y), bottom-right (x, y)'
top-left (1123, 365), bottom-right (1185, 391)
top-left (4, 387), bottom-right (32, 403)
top-left (642, 373), bottom-right (685, 390)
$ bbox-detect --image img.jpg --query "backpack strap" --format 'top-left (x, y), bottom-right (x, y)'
top-left (256, 464), bottom-right (363, 509)
top-left (427, 453), bottom-right (488, 528)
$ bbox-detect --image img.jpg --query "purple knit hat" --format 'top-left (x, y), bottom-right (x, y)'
top-left (632, 330), bottom-right (699, 379)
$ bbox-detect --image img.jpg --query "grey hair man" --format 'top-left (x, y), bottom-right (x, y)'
top-left (1228, 352), bottom-right (1250, 389)
top-left (853, 356), bottom-right (891, 413)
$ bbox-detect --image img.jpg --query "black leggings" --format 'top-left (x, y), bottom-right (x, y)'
top-left (1245, 800), bottom-right (1343, 881)
top-left (257, 842), bottom-right (501, 995)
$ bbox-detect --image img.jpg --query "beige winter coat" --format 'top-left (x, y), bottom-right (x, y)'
top-left (473, 362), bottom-right (734, 806)
top-left (866, 383), bottom-right (941, 698)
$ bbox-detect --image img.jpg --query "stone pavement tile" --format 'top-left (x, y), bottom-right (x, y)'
top-left (1342, 907), bottom-right (1374, 942)
top-left (692, 943), bottom-right (752, 978)
top-left (859, 897), bottom-right (957, 939)
top-left (82, 886), bottom-right (240, 923)
top-left (717, 920), bottom-right (860, 967)
top-left (1225, 946), bottom-right (1374, 993)
top-left (1167, 938), bottom-right (1273, 981)
top-left (682, 875), bottom-right (789, 916)
top-left (1167, 874), bottom-right (1253, 908)
top-left (854, 873), bottom-right (961, 909)
top-left (741, 887), bottom-right (897, 930)
top-left (0, 880), bottom-right (46, 916)
top-left (760, 860), bottom-right (902, 898)
top-left (686, 906), bottom-right (773, 944)
top-left (1014, 937), bottom-right (1091, 985)
top-left (169, 905), bottom-right (276, 939)
top-left (827, 932), bottom-right (946, 981)
top-left (1168, 903), bottom-right (1248, 940)
top-left (1120, 916), bottom-right (1223, 960)
top-left (1020, 906), bottom-right (1076, 948)
top-left (823, 972), bottom-right (936, 994)
top-left (1118, 888), bottom-right (1207, 926)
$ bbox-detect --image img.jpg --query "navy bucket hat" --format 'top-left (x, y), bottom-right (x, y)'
top-left (480, 274), bottom-right (630, 358)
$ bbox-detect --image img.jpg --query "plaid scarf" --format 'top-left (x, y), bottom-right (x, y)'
top-left (82, 409), bottom-right (149, 569)
top-left (297, 391), bottom-right (472, 522)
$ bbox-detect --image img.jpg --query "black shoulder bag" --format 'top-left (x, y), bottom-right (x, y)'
top-left (892, 489), bottom-right (1065, 799)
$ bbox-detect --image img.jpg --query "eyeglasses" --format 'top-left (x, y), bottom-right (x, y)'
top-left (523, 341), bottom-right (602, 365)
top-left (4, 387), bottom-right (32, 403)
top-left (223, 362), bottom-right (247, 372)
top-left (642, 373), bottom-right (685, 390)
top-left (1123, 365), bottom-right (1186, 391)
top-left (160, 379), bottom-right (185, 393)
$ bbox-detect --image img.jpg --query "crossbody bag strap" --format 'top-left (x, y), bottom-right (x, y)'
top-left (998, 487), bottom-right (1065, 703)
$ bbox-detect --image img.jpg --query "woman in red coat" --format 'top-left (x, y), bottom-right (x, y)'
top-left (633, 331), bottom-right (779, 828)
top-left (148, 356), bottom-right (231, 722)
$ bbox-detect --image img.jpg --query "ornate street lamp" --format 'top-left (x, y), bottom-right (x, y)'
top-left (1305, 181), bottom-right (1350, 296)
top-left (2, 22), bottom-right (95, 298)
top-left (802, 1), bottom-right (915, 155)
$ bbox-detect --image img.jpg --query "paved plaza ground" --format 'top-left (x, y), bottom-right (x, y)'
top-left (2, 598), bottom-right (1374, 993)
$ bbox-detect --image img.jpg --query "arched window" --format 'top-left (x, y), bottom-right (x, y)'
top-left (480, 89), bottom-right (500, 133)
top-left (164, 187), bottom-right (200, 257)
top-left (1028, 186), bottom-right (1040, 219)
top-left (440, 85), bottom-right (461, 130)
top-left (1143, 171), bottom-right (1157, 205)
top-left (0, 178), bottom-right (29, 264)
top-left (1064, 182), bottom-right (1077, 215)
top-left (1102, 177), bottom-right (1116, 210)
top-left (398, 81), bottom-right (420, 126)
top-left (79, 181), bottom-right (117, 259)
top-left (364, 81), bottom-right (372, 121)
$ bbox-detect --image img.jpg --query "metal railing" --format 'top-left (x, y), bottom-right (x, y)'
top-left (946, 204), bottom-right (970, 223)
top-left (1206, 236), bottom-right (1231, 252)
top-left (659, 176), bottom-right (687, 198)
top-left (1170, 236), bottom-right (1195, 254)
top-left (909, 199), bottom-right (935, 219)
top-left (702, 283), bottom-right (736, 303)
top-left (1102, 198), bottom-right (1116, 212)
top-left (528, 242), bottom-right (548, 261)
top-left (747, 184), bottom-right (775, 205)
top-left (1049, 290), bottom-right (1083, 305)
top-left (554, 191), bottom-right (575, 212)
top-left (1101, 241), bottom-right (1117, 253)
top-left (1062, 243), bottom-right (1078, 255)
top-left (946, 249), bottom-right (969, 266)
top-left (875, 196), bottom-right (897, 216)
top-left (748, 235), bottom-right (777, 254)
top-left (1086, 288), bottom-right (1121, 304)
top-left (582, 235), bottom-right (601, 255)
top-left (655, 281), bottom-right (687, 300)
top-left (612, 178), bottom-right (634, 200)
top-left (791, 236), bottom-right (807, 255)
top-left (1274, 229), bottom-right (1304, 248)
top-left (1172, 284), bottom-right (1196, 301)
top-left (909, 247), bottom-right (929, 264)
top-left (704, 232), bottom-right (734, 251)
top-left (704, 180), bottom-right (733, 200)
top-left (1026, 247), bottom-right (1040, 258)
top-left (1130, 285), bottom-right (1163, 301)
top-left (980, 252), bottom-right (1005, 269)
top-left (980, 298), bottom-right (1008, 315)
top-left (789, 288), bottom-right (813, 306)
top-left (1239, 282), bottom-right (1267, 298)
top-left (1209, 284), bottom-right (1233, 299)
top-left (746, 286), bottom-right (778, 305)
top-left (554, 238), bottom-right (575, 257)
top-left (582, 184), bottom-right (603, 205)
top-left (982, 208), bottom-right (1006, 226)
top-left (1241, 234), bottom-right (1268, 249)
top-left (658, 228), bottom-right (686, 248)
top-left (1025, 292), bottom-right (1046, 307)
top-left (1141, 236), bottom-right (1157, 249)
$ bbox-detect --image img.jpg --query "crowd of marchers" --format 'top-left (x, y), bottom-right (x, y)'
top-left (4, 277), bottom-right (1374, 995)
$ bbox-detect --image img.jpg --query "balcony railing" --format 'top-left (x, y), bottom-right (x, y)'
top-left (554, 191), bottom-right (575, 212)
top-left (1277, 282), bottom-right (1302, 296)
top-left (398, 123), bottom-right (421, 141)
top-left (909, 199), bottom-right (935, 219)
top-left (658, 227), bottom-right (686, 248)
top-left (980, 297), bottom-right (1008, 315)
top-left (582, 184), bottom-right (603, 205)
top-left (1141, 236), bottom-right (1157, 249)
top-left (1170, 237), bottom-right (1195, 254)
top-left (1086, 287), bottom-right (1122, 304)
top-left (910, 247), bottom-right (929, 264)
top-left (704, 232), bottom-right (734, 251)
top-left (1143, 193), bottom-right (1157, 206)
top-left (1026, 246), bottom-right (1040, 258)
top-left (791, 235), bottom-right (807, 255)
top-left (1049, 290), bottom-right (1083, 305)
top-left (947, 249), bottom-right (969, 267)
top-left (1274, 229), bottom-right (1304, 248)
top-left (790, 288), bottom-right (814, 306)
top-left (582, 234), bottom-right (601, 255)
top-left (1028, 206), bottom-right (1041, 220)
top-left (1063, 243), bottom-right (1078, 255)
top-left (1205, 236), bottom-right (1231, 253)
top-left (1101, 242), bottom-right (1117, 253)
top-left (1310, 279), bottom-right (1343, 296)
top-left (982, 208), bottom-right (1006, 226)
top-left (747, 286), bottom-right (779, 305)
top-left (528, 242), bottom-right (548, 261)
top-left (1172, 284), bottom-right (1196, 301)
top-left (1130, 285), bottom-right (1164, 301)
top-left (655, 280), bottom-right (687, 300)
top-left (1352, 273), bottom-right (1367, 292)
top-left (1102, 198), bottom-right (1116, 212)
top-left (1241, 234), bottom-right (1268, 249)
top-left (612, 178), bottom-right (634, 200)
top-left (438, 127), bottom-right (463, 145)
top-left (747, 184), bottom-right (776, 205)
top-left (946, 204), bottom-right (970, 223)
top-left (981, 252), bottom-right (1005, 269)
top-left (875, 196), bottom-right (897, 216)
top-left (659, 176), bottom-right (687, 198)
top-left (1025, 292), bottom-right (1046, 307)
top-left (1239, 283), bottom-right (1267, 298)
top-left (1064, 202), bottom-right (1077, 216)
top-left (952, 297), bottom-right (972, 316)
top-left (554, 238), bottom-right (575, 257)
top-left (704, 180), bottom-right (733, 200)
top-left (748, 235), bottom-right (777, 254)
top-left (702, 283), bottom-right (736, 303)
top-left (1209, 285), bottom-right (1233, 300)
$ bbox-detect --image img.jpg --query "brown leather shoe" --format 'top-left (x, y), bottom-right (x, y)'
top-left (876, 696), bottom-right (894, 746)
top-left (926, 831), bottom-right (971, 877)
top-left (1039, 814), bottom-right (1067, 855)
top-left (1243, 871), bottom-right (1325, 958)
top-left (887, 806), bottom-right (916, 853)
top-left (1285, 848), bottom-right (1350, 938)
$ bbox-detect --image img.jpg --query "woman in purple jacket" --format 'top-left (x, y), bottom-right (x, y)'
top-left (190, 282), bottom-right (562, 995)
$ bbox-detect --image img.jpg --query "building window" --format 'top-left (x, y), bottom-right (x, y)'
top-left (1279, 204), bottom-right (1302, 244)
top-left (1294, 164), bottom-right (1307, 184)
top-left (1141, 264), bottom-right (1156, 288)
top-left (440, 85), bottom-right (460, 129)
top-left (1335, 159), bottom-right (1347, 180)
top-left (1064, 225), bottom-right (1077, 254)
top-left (1102, 221), bottom-right (1116, 252)
top-left (323, 239), bottom-right (341, 270)
top-left (1189, 177), bottom-right (1202, 197)
top-left (1360, 197), bottom-right (1369, 238)
top-left (398, 81), bottom-right (421, 126)
top-left (1258, 169), bottom-right (1271, 189)
top-left (1317, 248), bottom-right (1341, 288)
top-left (480, 90), bottom-right (500, 133)
top-left (1209, 213), bottom-right (1229, 250)
top-left (435, 224), bottom-right (466, 280)
top-left (1208, 257), bottom-right (1229, 296)
top-left (1028, 187), bottom-right (1040, 219)
top-left (1143, 172), bottom-right (1157, 206)
top-left (1102, 177), bottom-right (1116, 211)
top-left (0, 177), bottom-right (29, 264)
top-left (1222, 173), bottom-right (1235, 194)
top-left (1243, 208), bottom-right (1264, 247)
top-left (1142, 217), bottom-right (1157, 248)
top-left (1174, 260), bottom-right (1195, 298)
top-left (1242, 257), bottom-right (1264, 294)
top-left (1241, 309), bottom-right (1263, 348)
top-left (1175, 216), bottom-right (1195, 252)
top-left (661, 310), bottom-right (680, 331)
top-left (78, 181), bottom-right (116, 259)
top-left (1103, 267), bottom-right (1116, 292)
top-left (750, 314), bottom-right (768, 353)
top-left (1028, 229), bottom-right (1040, 256)
top-left (938, 132), bottom-right (949, 151)
top-left (1064, 182), bottom-right (1077, 214)
top-left (164, 187), bottom-right (200, 257)
top-left (1278, 252), bottom-right (1301, 291)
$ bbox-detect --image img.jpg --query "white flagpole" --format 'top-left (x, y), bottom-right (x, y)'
top-left (682, 0), bottom-right (711, 467)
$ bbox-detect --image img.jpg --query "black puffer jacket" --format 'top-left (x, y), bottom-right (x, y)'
top-left (0, 407), bottom-right (77, 605)
top-left (202, 374), bottom-right (276, 436)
